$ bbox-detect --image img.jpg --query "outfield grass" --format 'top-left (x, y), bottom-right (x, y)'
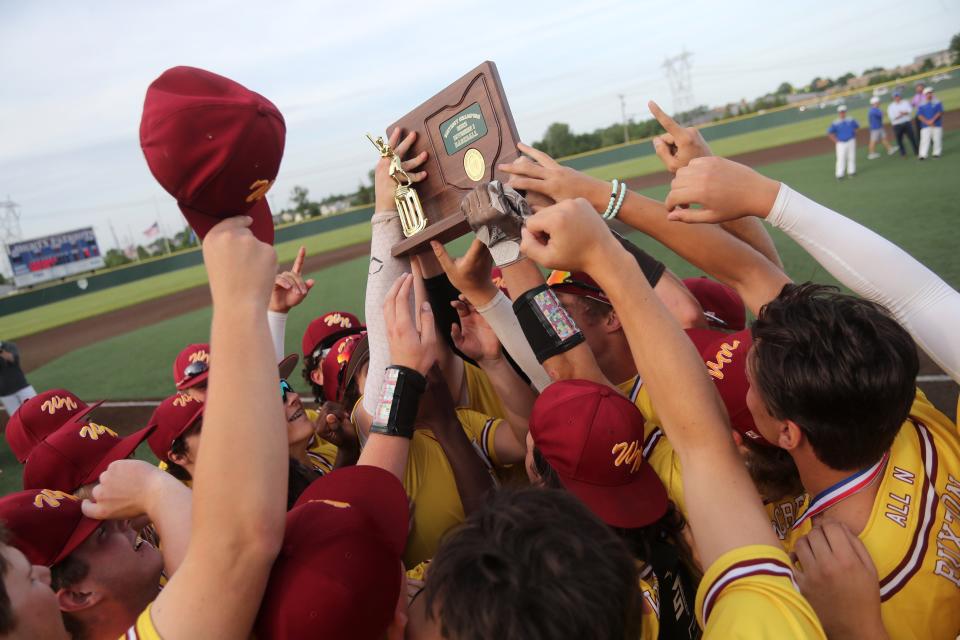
top-left (584, 86), bottom-right (960, 182)
top-left (0, 222), bottom-right (373, 339)
top-left (25, 131), bottom-right (959, 400)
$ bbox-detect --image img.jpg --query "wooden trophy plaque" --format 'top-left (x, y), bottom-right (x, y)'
top-left (386, 61), bottom-right (521, 256)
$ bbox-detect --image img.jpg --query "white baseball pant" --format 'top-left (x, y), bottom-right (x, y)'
top-left (919, 127), bottom-right (943, 158)
top-left (835, 139), bottom-right (856, 178)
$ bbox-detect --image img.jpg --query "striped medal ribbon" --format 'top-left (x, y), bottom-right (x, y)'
top-left (792, 450), bottom-right (890, 530)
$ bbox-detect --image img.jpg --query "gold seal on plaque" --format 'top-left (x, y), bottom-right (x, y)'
top-left (463, 148), bottom-right (485, 182)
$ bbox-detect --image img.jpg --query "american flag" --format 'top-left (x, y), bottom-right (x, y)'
top-left (143, 222), bottom-right (160, 238)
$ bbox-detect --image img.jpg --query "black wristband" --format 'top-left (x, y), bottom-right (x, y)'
top-left (370, 366), bottom-right (427, 439)
top-left (611, 230), bottom-right (666, 288)
top-left (513, 284), bottom-right (585, 363)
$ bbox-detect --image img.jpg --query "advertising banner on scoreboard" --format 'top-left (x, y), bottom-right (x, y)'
top-left (7, 227), bottom-right (105, 288)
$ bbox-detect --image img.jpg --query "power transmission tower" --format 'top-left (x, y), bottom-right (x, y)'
top-left (618, 94), bottom-right (629, 144)
top-left (662, 50), bottom-right (695, 122)
top-left (0, 197), bottom-right (23, 280)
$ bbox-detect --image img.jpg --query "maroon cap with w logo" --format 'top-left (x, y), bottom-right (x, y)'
top-left (4, 390), bottom-right (102, 463)
top-left (140, 66), bottom-right (285, 245)
top-left (529, 380), bottom-right (668, 529)
top-left (0, 490), bottom-right (100, 566)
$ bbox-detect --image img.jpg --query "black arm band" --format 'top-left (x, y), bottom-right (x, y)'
top-left (611, 230), bottom-right (666, 287)
top-left (424, 273), bottom-right (478, 367)
top-left (370, 366), bottom-right (427, 439)
top-left (512, 284), bottom-right (585, 363)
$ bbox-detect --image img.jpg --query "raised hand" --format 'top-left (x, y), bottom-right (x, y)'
top-left (663, 157), bottom-right (782, 224)
top-left (203, 216), bottom-right (277, 308)
top-left (81, 459), bottom-right (172, 521)
top-left (374, 128), bottom-right (429, 212)
top-left (648, 100), bottom-right (713, 173)
top-left (383, 273), bottom-right (439, 375)
top-left (520, 198), bottom-right (621, 274)
top-left (269, 246), bottom-right (315, 313)
top-left (794, 522), bottom-right (889, 640)
top-left (430, 238), bottom-right (497, 306)
top-left (450, 296), bottom-right (502, 364)
top-left (498, 143), bottom-right (609, 211)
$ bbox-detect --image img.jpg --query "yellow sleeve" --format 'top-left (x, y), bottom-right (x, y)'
top-left (454, 408), bottom-right (503, 468)
top-left (463, 362), bottom-right (507, 419)
top-left (695, 545), bottom-right (825, 638)
top-left (638, 577), bottom-right (660, 640)
top-left (122, 603), bottom-right (161, 640)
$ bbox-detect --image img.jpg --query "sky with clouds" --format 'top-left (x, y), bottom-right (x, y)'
top-left (1, 0), bottom-right (956, 255)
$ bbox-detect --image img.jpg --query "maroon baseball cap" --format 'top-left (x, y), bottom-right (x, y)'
top-left (0, 490), bottom-right (100, 566)
top-left (547, 270), bottom-right (610, 305)
top-left (23, 417), bottom-right (153, 492)
top-left (140, 66), bottom-right (285, 245)
top-left (301, 311), bottom-right (364, 358)
top-left (173, 343), bottom-right (211, 390)
top-left (4, 390), bottom-right (103, 463)
top-left (321, 333), bottom-right (367, 403)
top-left (529, 380), bottom-right (668, 528)
top-left (147, 394), bottom-right (204, 462)
top-left (256, 466), bottom-right (409, 639)
top-left (686, 328), bottom-right (771, 446)
top-left (683, 277), bottom-right (746, 331)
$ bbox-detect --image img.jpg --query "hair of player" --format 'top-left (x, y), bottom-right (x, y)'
top-left (751, 283), bottom-right (919, 471)
top-left (286, 459), bottom-right (320, 511)
top-left (423, 487), bottom-right (641, 640)
top-left (533, 447), bottom-right (701, 583)
top-left (301, 353), bottom-right (324, 404)
top-left (574, 294), bottom-right (612, 323)
top-left (166, 421), bottom-right (202, 482)
top-left (0, 525), bottom-right (14, 635)
top-left (740, 436), bottom-right (805, 502)
top-left (51, 553), bottom-right (90, 639)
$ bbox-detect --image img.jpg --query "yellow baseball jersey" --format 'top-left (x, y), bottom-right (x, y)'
top-left (394, 408), bottom-right (503, 568)
top-left (123, 604), bottom-right (160, 640)
top-left (463, 361), bottom-right (507, 420)
top-left (303, 408), bottom-right (338, 474)
top-left (783, 390), bottom-right (960, 639)
top-left (696, 545), bottom-right (824, 638)
top-left (638, 573), bottom-right (660, 640)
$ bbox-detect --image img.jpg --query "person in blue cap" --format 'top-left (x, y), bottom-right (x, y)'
top-left (887, 90), bottom-right (918, 157)
top-left (827, 105), bottom-right (859, 179)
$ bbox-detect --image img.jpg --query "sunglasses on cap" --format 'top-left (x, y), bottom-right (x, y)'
top-left (280, 379), bottom-right (293, 403)
top-left (312, 346), bottom-right (332, 362)
top-left (183, 360), bottom-right (209, 379)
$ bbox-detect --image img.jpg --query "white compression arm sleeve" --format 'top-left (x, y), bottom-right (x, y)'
top-left (267, 311), bottom-right (287, 363)
top-left (768, 183), bottom-right (960, 382)
top-left (476, 290), bottom-right (553, 392)
top-left (362, 211), bottom-right (413, 414)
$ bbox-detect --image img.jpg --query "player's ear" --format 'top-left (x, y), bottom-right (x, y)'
top-left (604, 308), bottom-right (622, 333)
top-left (778, 419), bottom-right (804, 451)
top-left (310, 368), bottom-right (323, 387)
top-left (168, 449), bottom-right (188, 467)
top-left (57, 586), bottom-right (103, 612)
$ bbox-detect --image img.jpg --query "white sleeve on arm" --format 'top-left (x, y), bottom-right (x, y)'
top-left (362, 211), bottom-right (413, 414)
top-left (476, 291), bottom-right (553, 392)
top-left (768, 183), bottom-right (960, 382)
top-left (267, 311), bottom-right (287, 363)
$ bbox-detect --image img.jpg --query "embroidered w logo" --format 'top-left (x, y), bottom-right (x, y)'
top-left (706, 340), bottom-right (742, 381)
top-left (189, 351), bottom-right (209, 363)
top-left (33, 490), bottom-right (78, 509)
top-left (245, 179), bottom-right (273, 203)
top-left (40, 396), bottom-right (78, 415)
top-left (324, 313), bottom-right (353, 329)
top-left (79, 422), bottom-right (118, 441)
top-left (173, 394), bottom-right (193, 408)
top-left (611, 440), bottom-right (643, 473)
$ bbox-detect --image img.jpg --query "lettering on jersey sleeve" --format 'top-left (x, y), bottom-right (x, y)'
top-left (884, 493), bottom-right (911, 528)
top-left (934, 474), bottom-right (960, 588)
top-left (771, 495), bottom-right (808, 540)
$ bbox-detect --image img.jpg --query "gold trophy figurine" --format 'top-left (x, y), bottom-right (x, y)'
top-left (366, 134), bottom-right (427, 238)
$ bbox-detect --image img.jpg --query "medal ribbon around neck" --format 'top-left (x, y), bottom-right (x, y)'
top-left (792, 451), bottom-right (890, 530)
